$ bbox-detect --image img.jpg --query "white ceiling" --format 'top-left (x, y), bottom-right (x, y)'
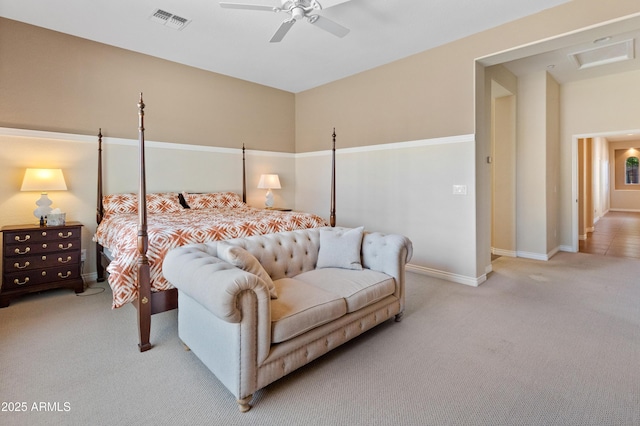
top-left (0, 0), bottom-right (570, 93)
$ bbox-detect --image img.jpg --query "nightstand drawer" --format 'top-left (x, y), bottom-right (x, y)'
top-left (3, 227), bottom-right (80, 244)
top-left (3, 265), bottom-right (81, 290)
top-left (4, 251), bottom-right (81, 273)
top-left (4, 241), bottom-right (80, 257)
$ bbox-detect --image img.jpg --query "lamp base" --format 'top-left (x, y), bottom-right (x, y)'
top-left (264, 189), bottom-right (274, 208)
top-left (33, 193), bottom-right (53, 220)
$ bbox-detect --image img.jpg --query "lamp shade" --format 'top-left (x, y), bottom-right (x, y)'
top-left (257, 174), bottom-right (281, 189)
top-left (21, 168), bottom-right (67, 192)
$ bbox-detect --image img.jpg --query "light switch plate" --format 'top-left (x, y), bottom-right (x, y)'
top-left (453, 185), bottom-right (467, 195)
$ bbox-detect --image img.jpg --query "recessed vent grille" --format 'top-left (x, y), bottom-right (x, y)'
top-left (150, 9), bottom-right (191, 31)
top-left (569, 39), bottom-right (635, 70)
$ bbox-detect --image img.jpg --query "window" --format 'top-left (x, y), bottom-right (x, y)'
top-left (626, 156), bottom-right (639, 184)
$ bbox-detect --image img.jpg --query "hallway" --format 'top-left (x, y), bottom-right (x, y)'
top-left (579, 211), bottom-right (640, 259)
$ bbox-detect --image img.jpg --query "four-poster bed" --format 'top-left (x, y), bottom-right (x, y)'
top-left (95, 94), bottom-right (337, 352)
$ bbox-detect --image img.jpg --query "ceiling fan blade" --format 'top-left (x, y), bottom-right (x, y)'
top-left (319, 0), bottom-right (352, 8)
top-left (308, 15), bottom-right (349, 38)
top-left (219, 2), bottom-right (276, 12)
top-left (270, 19), bottom-right (296, 43)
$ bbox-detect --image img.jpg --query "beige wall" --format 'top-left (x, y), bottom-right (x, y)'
top-left (0, 18), bottom-right (295, 152)
top-left (0, 129), bottom-right (297, 278)
top-left (3, 0), bottom-right (640, 283)
top-left (610, 141), bottom-right (640, 211)
top-left (613, 147), bottom-right (640, 190)
top-left (560, 69), bottom-right (640, 246)
top-left (295, 0), bottom-right (640, 153)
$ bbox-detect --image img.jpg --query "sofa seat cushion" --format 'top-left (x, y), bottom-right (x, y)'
top-left (270, 278), bottom-right (347, 344)
top-left (295, 268), bottom-right (396, 313)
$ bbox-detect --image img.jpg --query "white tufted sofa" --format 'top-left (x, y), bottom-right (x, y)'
top-left (163, 227), bottom-right (412, 412)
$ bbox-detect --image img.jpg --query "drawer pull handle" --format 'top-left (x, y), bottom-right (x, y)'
top-left (58, 271), bottom-right (72, 279)
top-left (14, 247), bottom-right (31, 255)
top-left (13, 278), bottom-right (30, 286)
top-left (14, 235), bottom-right (31, 242)
top-left (58, 256), bottom-right (72, 264)
top-left (58, 232), bottom-right (73, 239)
top-left (58, 243), bottom-right (73, 250)
top-left (14, 261), bottom-right (30, 269)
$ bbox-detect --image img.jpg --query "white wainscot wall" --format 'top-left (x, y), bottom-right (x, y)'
top-left (294, 135), bottom-right (481, 286)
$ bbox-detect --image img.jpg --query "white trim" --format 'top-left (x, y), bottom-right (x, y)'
top-left (491, 248), bottom-right (517, 257)
top-left (516, 251), bottom-right (549, 261)
top-left (476, 12), bottom-right (640, 66)
top-left (0, 127), bottom-right (95, 143)
top-left (609, 208), bottom-right (640, 213)
top-left (516, 245), bottom-right (559, 261)
top-left (295, 134), bottom-right (475, 158)
top-left (406, 263), bottom-right (486, 287)
top-left (0, 126), bottom-right (471, 159)
top-left (559, 244), bottom-right (576, 253)
top-left (82, 272), bottom-right (98, 282)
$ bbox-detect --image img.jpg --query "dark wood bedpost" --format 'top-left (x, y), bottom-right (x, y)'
top-left (330, 128), bottom-right (336, 227)
top-left (136, 93), bottom-right (152, 352)
top-left (97, 128), bottom-right (104, 225)
top-left (242, 144), bottom-right (247, 203)
top-left (96, 129), bottom-right (106, 282)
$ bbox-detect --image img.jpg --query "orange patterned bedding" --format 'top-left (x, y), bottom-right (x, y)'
top-left (94, 192), bottom-right (329, 308)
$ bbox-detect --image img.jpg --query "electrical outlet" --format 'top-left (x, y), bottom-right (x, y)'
top-left (81, 249), bottom-right (87, 262)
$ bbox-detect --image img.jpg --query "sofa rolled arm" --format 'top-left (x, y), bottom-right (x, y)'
top-left (361, 232), bottom-right (412, 310)
top-left (163, 244), bottom-right (272, 323)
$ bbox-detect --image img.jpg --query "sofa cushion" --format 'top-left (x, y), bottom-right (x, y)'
top-left (316, 226), bottom-right (364, 270)
top-left (270, 278), bottom-right (347, 343)
top-left (295, 268), bottom-right (396, 313)
top-left (217, 242), bottom-right (278, 299)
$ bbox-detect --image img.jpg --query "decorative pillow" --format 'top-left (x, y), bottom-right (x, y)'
top-left (178, 192), bottom-right (190, 209)
top-left (103, 193), bottom-right (138, 216)
top-left (185, 192), bottom-right (245, 210)
top-left (217, 241), bottom-right (278, 299)
top-left (102, 192), bottom-right (182, 216)
top-left (146, 193), bottom-right (182, 213)
top-left (316, 226), bottom-right (364, 270)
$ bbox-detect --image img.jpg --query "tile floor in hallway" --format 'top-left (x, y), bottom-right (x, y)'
top-left (579, 211), bottom-right (640, 259)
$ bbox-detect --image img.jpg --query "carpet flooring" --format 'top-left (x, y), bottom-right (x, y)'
top-left (1, 251), bottom-right (639, 425)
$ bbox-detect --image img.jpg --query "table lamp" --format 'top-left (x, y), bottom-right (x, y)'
top-left (257, 174), bottom-right (281, 208)
top-left (21, 168), bottom-right (67, 220)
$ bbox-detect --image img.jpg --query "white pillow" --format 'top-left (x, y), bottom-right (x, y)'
top-left (316, 227), bottom-right (364, 270)
top-left (217, 241), bottom-right (278, 299)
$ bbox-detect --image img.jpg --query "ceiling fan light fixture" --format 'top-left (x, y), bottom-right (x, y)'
top-left (220, 0), bottom-right (350, 42)
top-left (291, 7), bottom-right (305, 20)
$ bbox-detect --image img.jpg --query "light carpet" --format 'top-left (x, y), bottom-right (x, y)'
top-left (0, 251), bottom-right (639, 425)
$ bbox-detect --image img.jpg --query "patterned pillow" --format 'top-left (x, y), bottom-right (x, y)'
top-left (146, 193), bottom-right (182, 213)
top-left (102, 193), bottom-right (138, 216)
top-left (103, 192), bottom-right (182, 216)
top-left (184, 192), bottom-right (245, 210)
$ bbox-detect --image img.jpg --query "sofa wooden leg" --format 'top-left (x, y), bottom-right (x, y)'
top-left (395, 312), bottom-right (404, 322)
top-left (237, 395), bottom-right (252, 413)
top-left (181, 341), bottom-right (190, 351)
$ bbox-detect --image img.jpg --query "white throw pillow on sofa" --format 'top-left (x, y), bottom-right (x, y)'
top-left (316, 226), bottom-right (364, 270)
top-left (217, 241), bottom-right (278, 299)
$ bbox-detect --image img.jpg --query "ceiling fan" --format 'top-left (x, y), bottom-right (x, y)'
top-left (219, 0), bottom-right (350, 43)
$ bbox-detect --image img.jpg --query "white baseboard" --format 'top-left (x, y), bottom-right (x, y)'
top-left (491, 248), bottom-right (517, 257)
top-left (82, 272), bottom-right (99, 283)
top-left (406, 263), bottom-right (486, 287)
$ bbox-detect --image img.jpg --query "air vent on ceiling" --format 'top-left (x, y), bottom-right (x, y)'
top-left (150, 9), bottom-right (191, 31)
top-left (569, 39), bottom-right (635, 70)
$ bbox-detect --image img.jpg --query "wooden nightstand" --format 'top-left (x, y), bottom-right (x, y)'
top-left (1, 222), bottom-right (84, 307)
top-left (265, 207), bottom-right (292, 211)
